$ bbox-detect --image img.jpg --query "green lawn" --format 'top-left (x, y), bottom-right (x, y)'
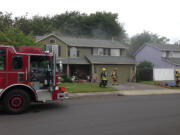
top-left (139, 81), bottom-right (156, 85)
top-left (60, 83), bottom-right (117, 93)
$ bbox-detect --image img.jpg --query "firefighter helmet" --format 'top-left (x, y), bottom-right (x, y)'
top-left (114, 67), bottom-right (118, 71)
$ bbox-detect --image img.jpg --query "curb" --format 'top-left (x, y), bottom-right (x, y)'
top-left (69, 89), bottom-right (180, 98)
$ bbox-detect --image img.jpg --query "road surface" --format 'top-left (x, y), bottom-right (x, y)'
top-left (0, 94), bottom-right (180, 135)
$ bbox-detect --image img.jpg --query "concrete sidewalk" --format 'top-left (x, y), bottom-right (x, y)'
top-left (69, 89), bottom-right (180, 98)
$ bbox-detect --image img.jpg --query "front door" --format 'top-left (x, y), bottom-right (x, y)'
top-left (7, 52), bottom-right (28, 85)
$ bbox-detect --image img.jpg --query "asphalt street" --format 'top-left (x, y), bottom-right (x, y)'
top-left (1, 94), bottom-right (180, 135)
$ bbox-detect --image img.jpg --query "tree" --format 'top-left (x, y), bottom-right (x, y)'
top-left (0, 27), bottom-right (42, 48)
top-left (15, 15), bottom-right (55, 35)
top-left (0, 12), bottom-right (13, 31)
top-left (128, 31), bottom-right (169, 56)
top-left (0, 11), bottom-right (127, 42)
top-left (52, 11), bottom-right (127, 40)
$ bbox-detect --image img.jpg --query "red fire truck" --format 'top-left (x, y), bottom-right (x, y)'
top-left (0, 45), bottom-right (68, 114)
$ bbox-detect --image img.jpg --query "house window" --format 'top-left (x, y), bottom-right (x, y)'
top-left (110, 49), bottom-right (120, 56)
top-left (0, 56), bottom-right (5, 70)
top-left (173, 52), bottom-right (180, 58)
top-left (46, 45), bottom-right (60, 56)
top-left (93, 48), bottom-right (104, 56)
top-left (49, 39), bottom-right (56, 44)
top-left (169, 52), bottom-right (173, 57)
top-left (0, 49), bottom-right (6, 70)
top-left (165, 51), bottom-right (173, 58)
top-left (70, 47), bottom-right (78, 57)
top-left (12, 56), bottom-right (23, 70)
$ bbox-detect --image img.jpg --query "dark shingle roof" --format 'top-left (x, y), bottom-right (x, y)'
top-left (134, 42), bottom-right (180, 56)
top-left (57, 57), bottom-right (89, 65)
top-left (36, 34), bottom-right (127, 49)
top-left (60, 37), bottom-right (127, 49)
top-left (148, 42), bottom-right (180, 51)
top-left (56, 56), bottom-right (135, 65)
top-left (86, 56), bottom-right (136, 64)
top-left (162, 58), bottom-right (180, 65)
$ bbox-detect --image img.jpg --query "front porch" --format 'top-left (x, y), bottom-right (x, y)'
top-left (63, 64), bottom-right (91, 81)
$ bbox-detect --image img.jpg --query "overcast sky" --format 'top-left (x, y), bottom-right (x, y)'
top-left (1, 0), bottom-right (180, 43)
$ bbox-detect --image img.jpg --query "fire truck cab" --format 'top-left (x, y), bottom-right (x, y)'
top-left (0, 45), bottom-right (68, 114)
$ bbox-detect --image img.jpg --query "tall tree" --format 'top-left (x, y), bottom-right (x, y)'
top-left (0, 12), bottom-right (13, 30)
top-left (0, 27), bottom-right (42, 48)
top-left (0, 11), bottom-right (127, 42)
top-left (52, 11), bottom-right (126, 40)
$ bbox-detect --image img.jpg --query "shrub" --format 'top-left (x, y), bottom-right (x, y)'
top-left (136, 61), bottom-right (153, 81)
top-left (61, 74), bottom-right (73, 83)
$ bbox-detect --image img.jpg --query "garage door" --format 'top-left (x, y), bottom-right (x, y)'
top-left (153, 68), bottom-right (174, 81)
top-left (95, 65), bottom-right (132, 82)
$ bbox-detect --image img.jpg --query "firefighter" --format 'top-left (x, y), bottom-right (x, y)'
top-left (99, 68), bottom-right (108, 87)
top-left (111, 67), bottom-right (118, 85)
top-left (175, 69), bottom-right (180, 87)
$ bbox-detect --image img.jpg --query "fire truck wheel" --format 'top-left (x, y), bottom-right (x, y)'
top-left (3, 89), bottom-right (31, 114)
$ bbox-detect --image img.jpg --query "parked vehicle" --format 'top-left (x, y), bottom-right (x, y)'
top-left (0, 45), bottom-right (68, 114)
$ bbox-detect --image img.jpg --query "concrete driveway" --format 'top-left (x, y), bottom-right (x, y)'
top-left (112, 82), bottom-right (168, 91)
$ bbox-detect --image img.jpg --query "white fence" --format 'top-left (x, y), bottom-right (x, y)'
top-left (153, 68), bottom-right (175, 81)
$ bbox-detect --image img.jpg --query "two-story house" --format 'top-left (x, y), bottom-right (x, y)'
top-left (135, 42), bottom-right (180, 81)
top-left (36, 34), bottom-right (136, 82)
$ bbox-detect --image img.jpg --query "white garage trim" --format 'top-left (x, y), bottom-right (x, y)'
top-left (153, 68), bottom-right (175, 81)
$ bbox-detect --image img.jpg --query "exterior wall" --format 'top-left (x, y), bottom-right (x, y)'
top-left (135, 46), bottom-right (174, 68)
top-left (94, 64), bottom-right (134, 83)
top-left (77, 47), bottom-right (91, 57)
top-left (153, 68), bottom-right (175, 81)
top-left (40, 35), bottom-right (68, 58)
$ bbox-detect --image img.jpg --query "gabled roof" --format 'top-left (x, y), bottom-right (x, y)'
top-left (86, 56), bottom-right (136, 65)
top-left (162, 57), bottom-right (180, 66)
top-left (36, 34), bottom-right (127, 49)
top-left (134, 42), bottom-right (180, 56)
top-left (148, 42), bottom-right (180, 51)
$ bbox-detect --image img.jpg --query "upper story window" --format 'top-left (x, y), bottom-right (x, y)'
top-left (49, 39), bottom-right (56, 44)
top-left (70, 47), bottom-right (78, 57)
top-left (46, 45), bottom-right (61, 57)
top-left (0, 49), bottom-right (6, 70)
top-left (110, 49), bottom-right (120, 56)
top-left (172, 52), bottom-right (180, 58)
top-left (93, 48), bottom-right (104, 56)
top-left (12, 56), bottom-right (23, 70)
top-left (162, 51), bottom-right (173, 58)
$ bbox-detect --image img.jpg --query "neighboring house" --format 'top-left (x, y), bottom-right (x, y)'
top-left (135, 42), bottom-right (180, 81)
top-left (36, 34), bottom-right (136, 82)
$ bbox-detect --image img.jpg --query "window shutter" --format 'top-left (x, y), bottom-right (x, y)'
top-left (46, 45), bottom-right (52, 52)
top-left (103, 49), bottom-right (106, 56)
top-left (58, 46), bottom-right (61, 56)
top-left (68, 47), bottom-right (70, 57)
top-left (91, 48), bottom-right (93, 55)
top-left (120, 49), bottom-right (122, 56)
top-left (108, 49), bottom-right (111, 56)
top-left (77, 50), bottom-right (80, 57)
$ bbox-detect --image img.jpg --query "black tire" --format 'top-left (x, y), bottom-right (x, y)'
top-left (3, 89), bottom-right (31, 114)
